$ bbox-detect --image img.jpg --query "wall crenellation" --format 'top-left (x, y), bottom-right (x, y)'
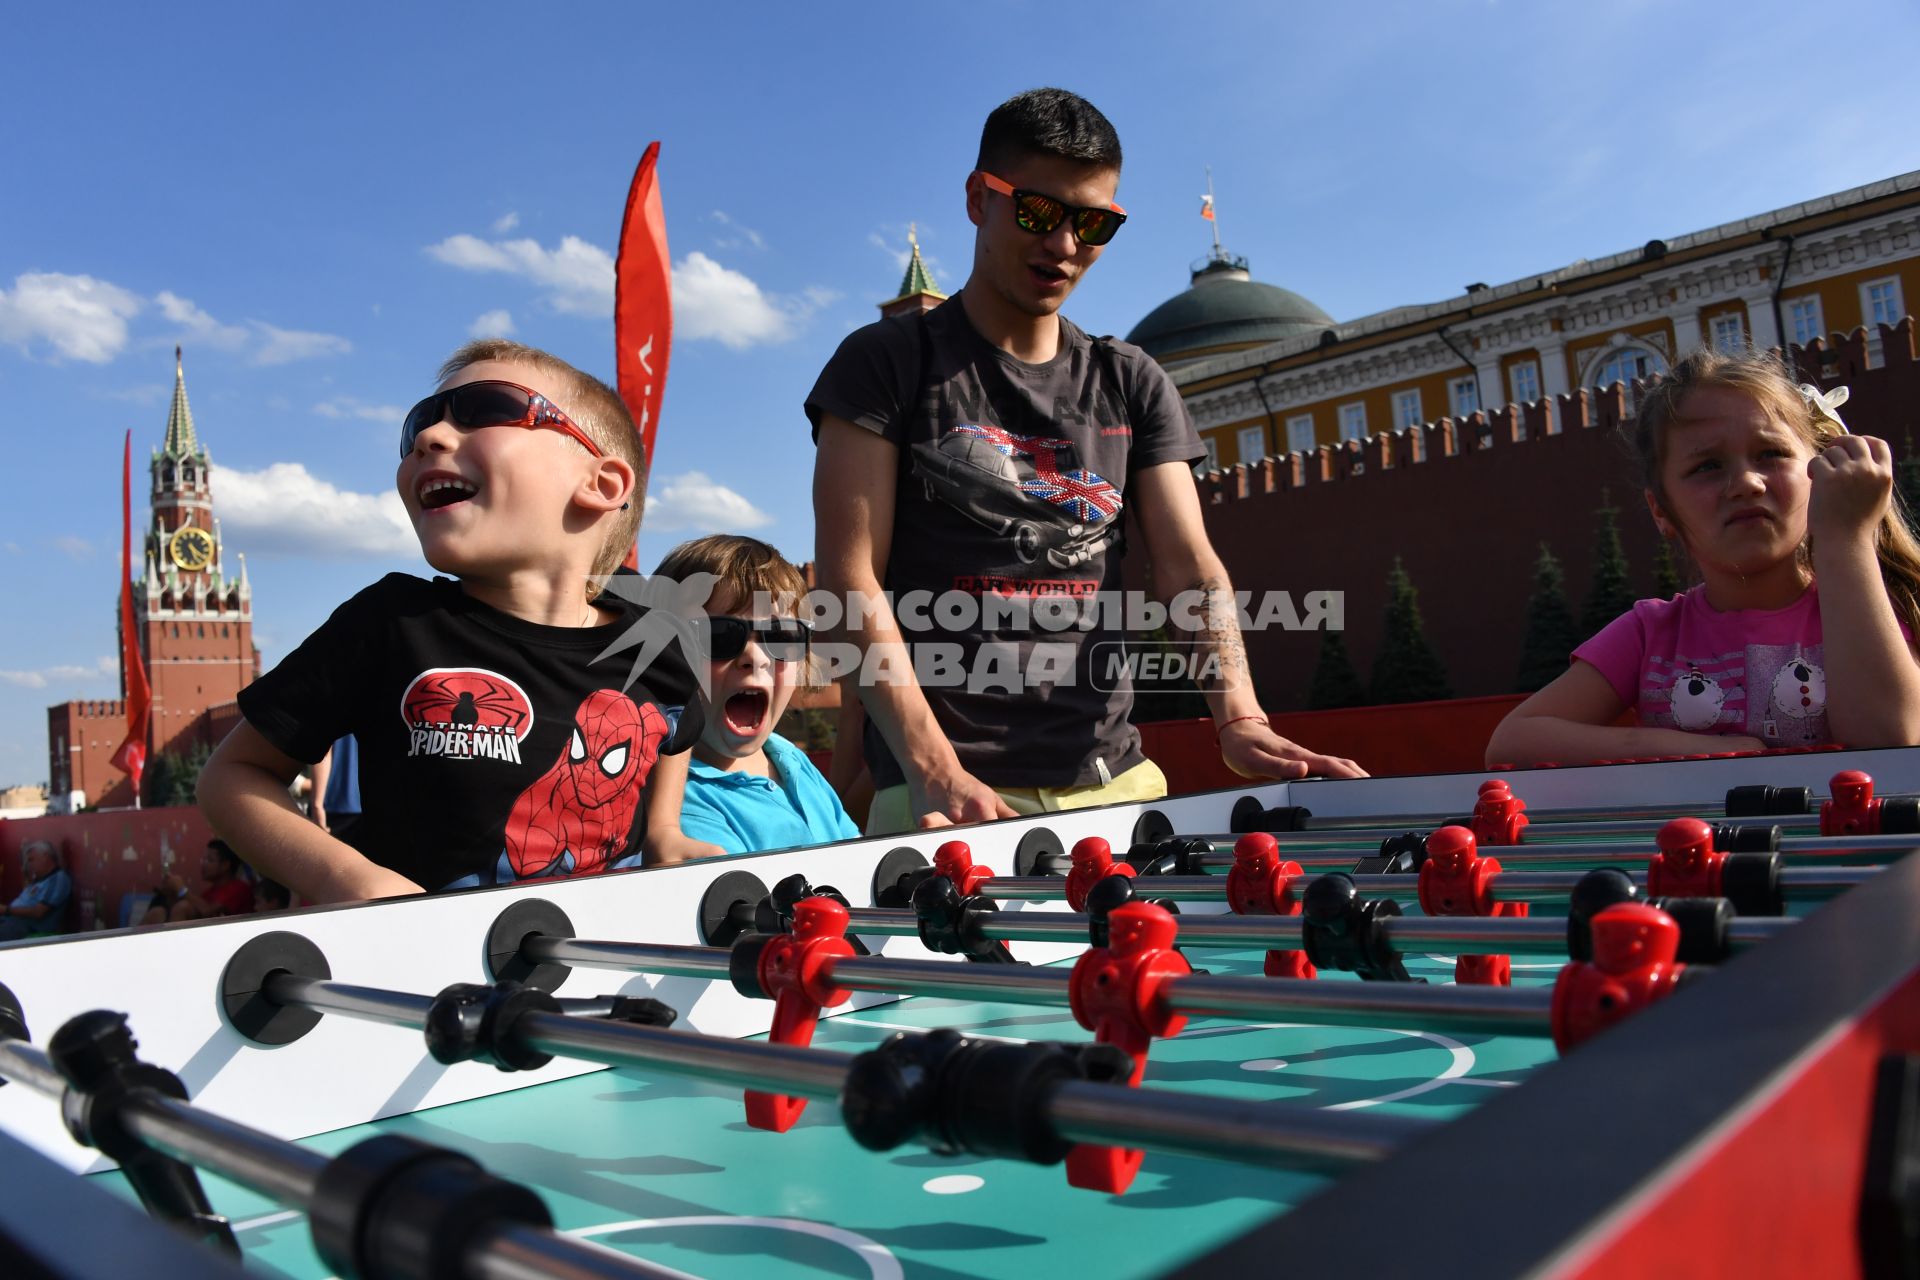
top-left (1197, 320), bottom-right (1919, 512)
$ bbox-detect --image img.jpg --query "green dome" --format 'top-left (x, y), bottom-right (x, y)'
top-left (1126, 256), bottom-right (1334, 361)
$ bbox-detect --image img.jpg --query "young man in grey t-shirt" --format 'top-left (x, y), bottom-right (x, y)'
top-left (809, 88), bottom-right (1365, 835)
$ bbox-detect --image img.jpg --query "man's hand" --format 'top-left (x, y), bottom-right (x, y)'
top-left (159, 872), bottom-right (187, 897)
top-left (1220, 719), bottom-right (1368, 780)
top-left (911, 765), bottom-right (1019, 829)
top-left (644, 831), bottom-right (730, 867)
top-left (308, 802), bottom-right (329, 833)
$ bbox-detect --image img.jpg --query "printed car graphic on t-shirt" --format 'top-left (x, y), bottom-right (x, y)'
top-left (910, 423), bottom-right (1122, 569)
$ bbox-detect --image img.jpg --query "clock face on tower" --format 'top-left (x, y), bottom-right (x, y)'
top-left (169, 525), bottom-right (215, 572)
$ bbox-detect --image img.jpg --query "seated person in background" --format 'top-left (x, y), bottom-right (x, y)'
top-left (307, 734), bottom-right (363, 845)
top-left (197, 338), bottom-right (701, 902)
top-left (143, 839), bottom-right (256, 924)
top-left (1489, 348), bottom-right (1920, 766)
top-left (0, 841), bottom-right (70, 942)
top-left (649, 535), bottom-right (860, 860)
top-left (255, 878), bottom-right (292, 913)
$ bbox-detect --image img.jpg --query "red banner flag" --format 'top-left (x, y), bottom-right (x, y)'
top-left (110, 429), bottom-right (151, 802)
top-left (615, 142), bottom-right (671, 569)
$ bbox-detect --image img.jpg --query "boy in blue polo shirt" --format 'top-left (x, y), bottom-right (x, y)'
top-left (652, 536), bottom-right (858, 858)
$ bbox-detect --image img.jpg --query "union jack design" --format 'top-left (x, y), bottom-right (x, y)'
top-left (949, 424), bottom-right (1121, 524)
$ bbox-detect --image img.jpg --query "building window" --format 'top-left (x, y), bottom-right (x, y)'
top-left (1710, 312), bottom-right (1747, 353)
top-left (1338, 402), bottom-right (1367, 441)
top-left (1237, 426), bottom-right (1267, 466)
top-left (1448, 376), bottom-right (1480, 418)
top-left (1390, 389), bottom-right (1423, 429)
top-left (1589, 344), bottom-right (1667, 393)
top-left (1194, 436), bottom-right (1220, 474)
top-left (1864, 277), bottom-right (1906, 328)
top-left (1787, 296), bottom-right (1825, 347)
top-left (1508, 361), bottom-right (1541, 405)
top-left (1286, 414), bottom-right (1315, 453)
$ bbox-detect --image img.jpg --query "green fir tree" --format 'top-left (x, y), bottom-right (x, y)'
top-left (1515, 543), bottom-right (1579, 692)
top-left (1307, 628), bottom-right (1368, 710)
top-left (1651, 539), bottom-right (1685, 598)
top-left (1580, 496), bottom-right (1637, 642)
top-left (1369, 558), bottom-right (1452, 705)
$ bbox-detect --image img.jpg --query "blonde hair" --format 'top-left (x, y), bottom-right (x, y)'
top-left (435, 339), bottom-right (645, 589)
top-left (1629, 346), bottom-right (1920, 633)
top-left (652, 535), bottom-right (821, 687)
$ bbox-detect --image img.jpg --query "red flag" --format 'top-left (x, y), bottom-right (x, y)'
top-left (615, 142), bottom-right (671, 569)
top-left (110, 430), bottom-right (151, 802)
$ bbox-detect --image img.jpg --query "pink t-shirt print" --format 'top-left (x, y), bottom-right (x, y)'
top-left (1574, 586), bottom-right (1835, 747)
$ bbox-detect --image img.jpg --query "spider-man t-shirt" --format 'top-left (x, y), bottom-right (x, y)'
top-left (805, 296), bottom-right (1203, 789)
top-left (239, 574), bottom-right (699, 892)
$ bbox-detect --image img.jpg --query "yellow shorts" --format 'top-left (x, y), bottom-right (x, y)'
top-left (863, 758), bottom-right (1169, 837)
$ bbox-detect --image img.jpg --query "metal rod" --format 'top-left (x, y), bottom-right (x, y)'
top-left (0, 1038), bottom-right (67, 1096)
top-left (516, 1012), bottom-right (852, 1099)
top-left (523, 936), bottom-right (732, 981)
top-left (1048, 1079), bottom-right (1416, 1171)
top-left (1189, 832), bottom-right (1917, 871)
top-left (264, 974), bottom-right (434, 1028)
top-left (824, 956), bottom-right (1076, 1006)
top-left (1163, 974), bottom-right (1557, 1036)
top-left (980, 876), bottom-right (1224, 902)
top-left (123, 1095), bottom-right (328, 1208)
top-left (1203, 812), bottom-right (1830, 846)
top-left (0, 1042), bottom-right (325, 1216)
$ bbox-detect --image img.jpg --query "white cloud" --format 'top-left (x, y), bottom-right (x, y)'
top-left (253, 323), bottom-right (352, 366)
top-left (426, 230), bottom-right (829, 348)
top-left (0, 272), bottom-right (143, 363)
top-left (155, 291), bottom-right (250, 351)
top-left (3, 542), bottom-right (21, 555)
top-left (642, 470), bottom-right (773, 532)
top-left (492, 211), bottom-right (521, 234)
top-left (469, 308), bottom-right (515, 338)
top-left (426, 233), bottom-right (615, 317)
top-left (154, 292), bottom-right (350, 366)
top-left (314, 397), bottom-right (403, 423)
top-left (210, 463), bottom-right (415, 559)
top-left (674, 252), bottom-right (836, 349)
top-left (53, 536), bottom-right (92, 560)
top-left (709, 210), bottom-right (766, 252)
top-left (0, 656), bottom-right (116, 690)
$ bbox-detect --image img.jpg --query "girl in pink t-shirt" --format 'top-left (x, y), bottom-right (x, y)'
top-left (1488, 348), bottom-right (1920, 766)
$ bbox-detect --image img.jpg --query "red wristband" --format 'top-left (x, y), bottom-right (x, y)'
top-left (1215, 715), bottom-right (1268, 743)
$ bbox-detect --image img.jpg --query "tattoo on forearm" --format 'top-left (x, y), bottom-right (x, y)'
top-left (1188, 577), bottom-right (1248, 692)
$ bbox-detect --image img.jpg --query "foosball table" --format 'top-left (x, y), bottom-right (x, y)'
top-left (4, 748), bottom-right (1919, 1280)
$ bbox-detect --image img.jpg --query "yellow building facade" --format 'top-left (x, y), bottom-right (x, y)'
top-left (1125, 174), bottom-right (1920, 470)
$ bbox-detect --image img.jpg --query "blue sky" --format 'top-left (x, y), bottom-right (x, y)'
top-left (3, 0), bottom-right (1917, 788)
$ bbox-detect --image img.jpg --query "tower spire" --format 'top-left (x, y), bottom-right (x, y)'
top-left (163, 346), bottom-right (199, 459)
top-left (880, 225), bottom-right (946, 318)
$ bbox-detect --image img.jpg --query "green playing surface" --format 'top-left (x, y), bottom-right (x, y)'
top-left (92, 948), bottom-right (1561, 1279)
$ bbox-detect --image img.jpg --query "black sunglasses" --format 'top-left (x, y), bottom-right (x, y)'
top-left (978, 171), bottom-right (1128, 247)
top-left (399, 380), bottom-right (603, 459)
top-left (708, 616), bottom-right (811, 664)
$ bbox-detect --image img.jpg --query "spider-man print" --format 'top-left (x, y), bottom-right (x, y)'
top-left (503, 690), bottom-right (668, 878)
top-left (400, 668), bottom-right (534, 763)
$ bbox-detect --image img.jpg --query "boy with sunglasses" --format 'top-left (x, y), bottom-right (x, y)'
top-left (651, 535), bottom-right (859, 858)
top-left (808, 88), bottom-right (1365, 836)
top-left (199, 339), bottom-right (702, 901)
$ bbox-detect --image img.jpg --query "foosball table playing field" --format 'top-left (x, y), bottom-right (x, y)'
top-left (4, 747), bottom-right (1920, 1280)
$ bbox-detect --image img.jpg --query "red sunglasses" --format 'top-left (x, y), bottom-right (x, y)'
top-left (978, 172), bottom-right (1127, 246)
top-left (400, 380), bottom-right (603, 459)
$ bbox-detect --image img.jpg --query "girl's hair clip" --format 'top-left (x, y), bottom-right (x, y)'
top-left (1799, 382), bottom-right (1851, 434)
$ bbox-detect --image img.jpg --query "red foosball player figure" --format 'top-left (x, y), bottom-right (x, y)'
top-left (1418, 826), bottom-right (1527, 986)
